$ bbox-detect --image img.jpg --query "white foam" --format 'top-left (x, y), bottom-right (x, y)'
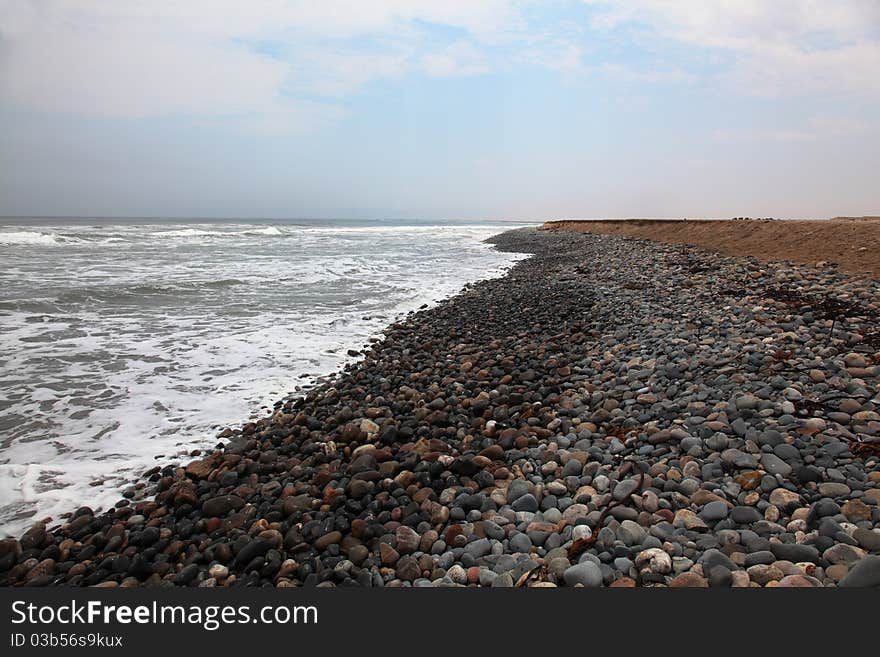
top-left (244, 226), bottom-right (284, 236)
top-left (154, 227), bottom-right (226, 238)
top-left (0, 231), bottom-right (80, 246)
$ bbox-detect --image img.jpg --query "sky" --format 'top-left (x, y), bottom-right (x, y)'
top-left (1, 0), bottom-right (879, 221)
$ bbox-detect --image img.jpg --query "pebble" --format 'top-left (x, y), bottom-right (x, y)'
top-left (563, 561), bottom-right (603, 587)
top-left (3, 227), bottom-right (879, 589)
top-left (839, 556), bottom-right (880, 587)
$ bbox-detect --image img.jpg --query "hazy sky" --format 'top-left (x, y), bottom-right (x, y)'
top-left (1, 1), bottom-right (879, 220)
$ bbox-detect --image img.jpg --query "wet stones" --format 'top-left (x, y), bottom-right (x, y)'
top-left (202, 495), bottom-right (245, 517)
top-left (19, 524), bottom-right (49, 551)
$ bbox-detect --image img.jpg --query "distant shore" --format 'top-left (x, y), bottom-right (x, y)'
top-left (543, 218), bottom-right (880, 279)
top-left (2, 227), bottom-right (879, 588)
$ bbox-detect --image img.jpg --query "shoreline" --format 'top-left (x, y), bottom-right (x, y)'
top-left (543, 218), bottom-right (880, 279)
top-left (0, 221), bottom-right (526, 538)
top-left (2, 227), bottom-right (880, 587)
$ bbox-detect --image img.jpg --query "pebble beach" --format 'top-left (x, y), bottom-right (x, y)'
top-left (3, 225), bottom-right (880, 588)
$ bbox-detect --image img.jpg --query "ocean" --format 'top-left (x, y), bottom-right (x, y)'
top-left (0, 219), bottom-right (531, 536)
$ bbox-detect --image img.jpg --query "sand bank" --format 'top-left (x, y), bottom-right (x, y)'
top-left (543, 218), bottom-right (880, 279)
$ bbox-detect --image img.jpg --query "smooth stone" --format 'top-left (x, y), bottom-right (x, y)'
top-left (699, 501), bottom-right (729, 522)
top-left (839, 556), bottom-right (880, 587)
top-left (730, 506), bottom-right (763, 524)
top-left (770, 543), bottom-right (820, 564)
top-left (853, 528), bottom-right (880, 551)
top-left (563, 561), bottom-right (603, 587)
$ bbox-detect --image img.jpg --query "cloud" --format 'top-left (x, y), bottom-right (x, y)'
top-left (3, 0), bottom-right (878, 133)
top-left (582, 1), bottom-right (880, 97)
top-left (0, 0), bottom-right (534, 128)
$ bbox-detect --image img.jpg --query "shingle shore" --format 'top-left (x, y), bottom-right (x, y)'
top-left (2, 227), bottom-right (880, 587)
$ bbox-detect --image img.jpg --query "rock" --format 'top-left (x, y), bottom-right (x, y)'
top-left (563, 561), bottom-right (602, 587)
top-left (669, 572), bottom-right (708, 587)
top-left (769, 489), bottom-right (801, 508)
top-left (20, 525), bottom-right (49, 551)
top-left (777, 574), bottom-right (823, 587)
top-left (817, 482), bottom-right (851, 498)
top-left (492, 572), bottom-right (514, 587)
top-left (736, 395), bottom-right (760, 410)
top-left (699, 500), bottom-right (729, 522)
top-left (314, 531), bottom-right (342, 550)
top-left (208, 564), bottom-right (228, 580)
top-left (760, 454), bottom-right (792, 477)
top-left (506, 479), bottom-right (529, 503)
top-left (613, 478), bottom-right (640, 501)
top-left (841, 499), bottom-right (872, 522)
top-left (674, 509), bottom-right (708, 530)
top-left (395, 526), bottom-right (420, 554)
top-left (395, 556), bottom-right (421, 582)
top-left (508, 533), bottom-right (532, 553)
top-left (380, 543), bottom-right (400, 566)
top-left (823, 544), bottom-right (866, 565)
top-left (825, 564), bottom-right (849, 582)
top-left (708, 565), bottom-right (733, 588)
top-left (234, 538), bottom-right (272, 566)
top-left (282, 494), bottom-right (313, 516)
top-left (360, 419), bottom-right (380, 439)
top-left (447, 564), bottom-right (468, 585)
top-left (770, 543), bottom-right (820, 563)
top-left (721, 449), bottom-right (758, 469)
top-left (609, 577), bottom-right (636, 587)
top-left (747, 564), bottom-right (783, 585)
top-left (185, 459), bottom-right (215, 479)
top-left (174, 564), bottom-right (200, 585)
top-left (202, 495), bottom-right (245, 517)
top-left (730, 506), bottom-right (762, 524)
top-left (853, 528), bottom-right (880, 551)
top-left (24, 558), bottom-right (55, 583)
top-left (548, 557), bottom-right (571, 580)
top-left (511, 494), bottom-right (539, 513)
top-left (735, 471), bottom-right (763, 490)
top-left (465, 538), bottom-right (492, 559)
top-left (744, 551), bottom-right (775, 567)
top-left (619, 519), bottom-right (647, 546)
top-left (839, 556), bottom-right (880, 587)
top-left (0, 538), bottom-right (22, 570)
top-left (635, 548), bottom-right (672, 574)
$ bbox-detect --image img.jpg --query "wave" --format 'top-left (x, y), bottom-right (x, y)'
top-left (1, 223), bottom-right (510, 246)
top-left (243, 226), bottom-right (284, 236)
top-left (0, 231), bottom-right (83, 246)
top-left (52, 278), bottom-right (246, 304)
top-left (154, 228), bottom-right (226, 238)
top-left (300, 224), bottom-right (504, 235)
top-left (154, 225), bottom-right (287, 239)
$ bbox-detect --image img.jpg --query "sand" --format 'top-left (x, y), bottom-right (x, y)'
top-left (543, 218), bottom-right (880, 279)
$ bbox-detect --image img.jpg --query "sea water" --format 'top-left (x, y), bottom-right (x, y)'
top-left (0, 219), bottom-right (531, 536)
